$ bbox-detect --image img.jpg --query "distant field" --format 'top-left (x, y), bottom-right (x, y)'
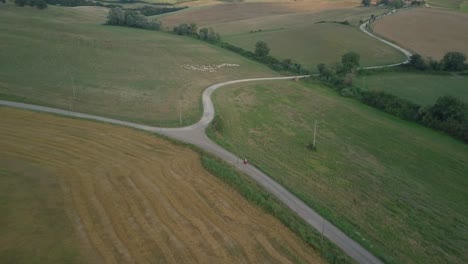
top-left (0, 4), bottom-right (277, 126)
top-left (0, 107), bottom-right (325, 264)
top-left (355, 72), bottom-right (468, 105)
top-left (210, 80), bottom-right (468, 263)
top-left (426, 0), bottom-right (463, 9)
top-left (161, 3), bottom-right (406, 70)
top-left (373, 8), bottom-right (468, 60)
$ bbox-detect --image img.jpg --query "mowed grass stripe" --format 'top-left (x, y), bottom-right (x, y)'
top-left (0, 107), bottom-right (325, 264)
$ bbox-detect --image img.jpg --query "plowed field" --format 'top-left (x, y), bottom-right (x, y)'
top-left (374, 8), bottom-right (468, 59)
top-left (0, 107), bottom-right (324, 264)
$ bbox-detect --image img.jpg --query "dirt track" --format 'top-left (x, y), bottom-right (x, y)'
top-left (0, 107), bottom-right (325, 264)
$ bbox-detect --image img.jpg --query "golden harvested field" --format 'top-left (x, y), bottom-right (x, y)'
top-left (0, 107), bottom-right (325, 264)
top-left (373, 8), bottom-right (468, 59)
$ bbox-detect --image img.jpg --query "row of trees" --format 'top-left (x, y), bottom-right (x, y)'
top-left (173, 23), bottom-right (221, 42)
top-left (107, 7), bottom-right (161, 30)
top-left (317, 51), bottom-right (361, 89)
top-left (408, 52), bottom-right (467, 72)
top-left (316, 52), bottom-right (468, 143)
top-left (14, 0), bottom-right (48, 9)
top-left (360, 92), bottom-right (467, 143)
top-left (137, 6), bottom-right (186, 16)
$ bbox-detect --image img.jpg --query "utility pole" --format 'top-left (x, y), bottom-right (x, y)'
top-left (71, 76), bottom-right (76, 99)
top-left (313, 120), bottom-right (318, 148)
top-left (179, 101), bottom-right (182, 125)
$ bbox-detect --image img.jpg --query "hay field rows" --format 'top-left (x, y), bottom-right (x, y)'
top-left (0, 107), bottom-right (325, 264)
top-left (0, 4), bottom-right (277, 127)
top-left (210, 81), bottom-right (468, 263)
top-left (373, 8), bottom-right (468, 60)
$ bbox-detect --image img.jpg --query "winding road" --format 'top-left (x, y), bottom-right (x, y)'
top-left (0, 10), bottom-right (415, 264)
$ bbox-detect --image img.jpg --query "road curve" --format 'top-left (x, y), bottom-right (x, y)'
top-left (359, 10), bottom-right (412, 69)
top-left (0, 75), bottom-right (383, 264)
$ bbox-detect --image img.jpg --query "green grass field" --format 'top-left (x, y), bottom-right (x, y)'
top-left (0, 4), bottom-right (277, 126)
top-left (217, 7), bottom-right (407, 70)
top-left (355, 72), bottom-right (468, 105)
top-left (223, 23), bottom-right (406, 70)
top-left (209, 80), bottom-right (468, 263)
top-left (427, 0), bottom-right (463, 9)
top-left (161, 3), bottom-right (406, 70)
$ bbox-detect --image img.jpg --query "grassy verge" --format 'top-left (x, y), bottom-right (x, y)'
top-left (201, 155), bottom-right (356, 264)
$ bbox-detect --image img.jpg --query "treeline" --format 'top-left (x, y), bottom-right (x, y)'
top-left (407, 51), bottom-right (467, 72)
top-left (137, 5), bottom-right (186, 16)
top-left (107, 7), bottom-right (161, 30)
top-left (360, 92), bottom-right (467, 143)
top-left (316, 52), bottom-right (468, 143)
top-left (14, 0), bottom-right (47, 9)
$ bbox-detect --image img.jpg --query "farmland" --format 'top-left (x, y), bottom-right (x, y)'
top-left (354, 72), bottom-right (468, 105)
top-left (0, 107), bottom-right (326, 264)
top-left (373, 8), bottom-right (468, 60)
top-left (209, 80), bottom-right (468, 263)
top-left (0, 4), bottom-right (277, 126)
top-left (160, 2), bottom-right (406, 69)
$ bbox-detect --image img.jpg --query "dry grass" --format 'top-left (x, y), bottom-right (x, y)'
top-left (0, 107), bottom-right (325, 264)
top-left (373, 8), bottom-right (468, 59)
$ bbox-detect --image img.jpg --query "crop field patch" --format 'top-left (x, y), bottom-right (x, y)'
top-left (373, 8), bottom-right (468, 60)
top-left (0, 107), bottom-right (325, 264)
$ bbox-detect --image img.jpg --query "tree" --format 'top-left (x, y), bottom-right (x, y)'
top-left (362, 0), bottom-right (371, 6)
top-left (341, 51), bottom-right (360, 73)
top-left (408, 54), bottom-right (427, 70)
top-left (107, 7), bottom-right (125, 25)
top-left (36, 0), bottom-right (48, 8)
top-left (441, 51), bottom-right (466, 72)
top-left (15, 0), bottom-right (27, 6)
top-left (254, 41), bottom-right (270, 57)
top-left (1, 0), bottom-right (6, 3)
top-left (427, 96), bottom-right (466, 122)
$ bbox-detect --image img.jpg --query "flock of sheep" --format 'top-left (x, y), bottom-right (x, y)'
top-left (181, 63), bottom-right (240, 72)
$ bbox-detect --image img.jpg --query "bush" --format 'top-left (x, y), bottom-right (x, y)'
top-left (138, 6), bottom-right (186, 16)
top-left (106, 7), bottom-right (161, 31)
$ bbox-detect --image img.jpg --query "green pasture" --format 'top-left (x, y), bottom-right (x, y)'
top-left (209, 80), bottom-right (468, 264)
top-left (224, 23), bottom-right (406, 70)
top-left (355, 72), bottom-right (468, 105)
top-left (212, 7), bottom-right (406, 70)
top-left (0, 4), bottom-right (277, 126)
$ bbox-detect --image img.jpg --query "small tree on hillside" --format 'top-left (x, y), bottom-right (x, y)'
top-left (255, 41), bottom-right (270, 57)
top-left (1, 0), bottom-right (6, 4)
top-left (441, 51), bottom-right (466, 72)
top-left (408, 54), bottom-right (427, 70)
top-left (107, 7), bottom-right (126, 25)
top-left (341, 51), bottom-right (360, 73)
top-left (362, 0), bottom-right (371, 6)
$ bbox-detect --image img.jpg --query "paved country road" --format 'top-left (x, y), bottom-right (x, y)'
top-left (0, 76), bottom-right (383, 264)
top-left (0, 11), bottom-right (418, 263)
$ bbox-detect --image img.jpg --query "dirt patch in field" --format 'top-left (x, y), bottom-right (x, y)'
top-left (162, 0), bottom-right (359, 27)
top-left (373, 8), bottom-right (468, 59)
top-left (0, 108), bottom-right (325, 264)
